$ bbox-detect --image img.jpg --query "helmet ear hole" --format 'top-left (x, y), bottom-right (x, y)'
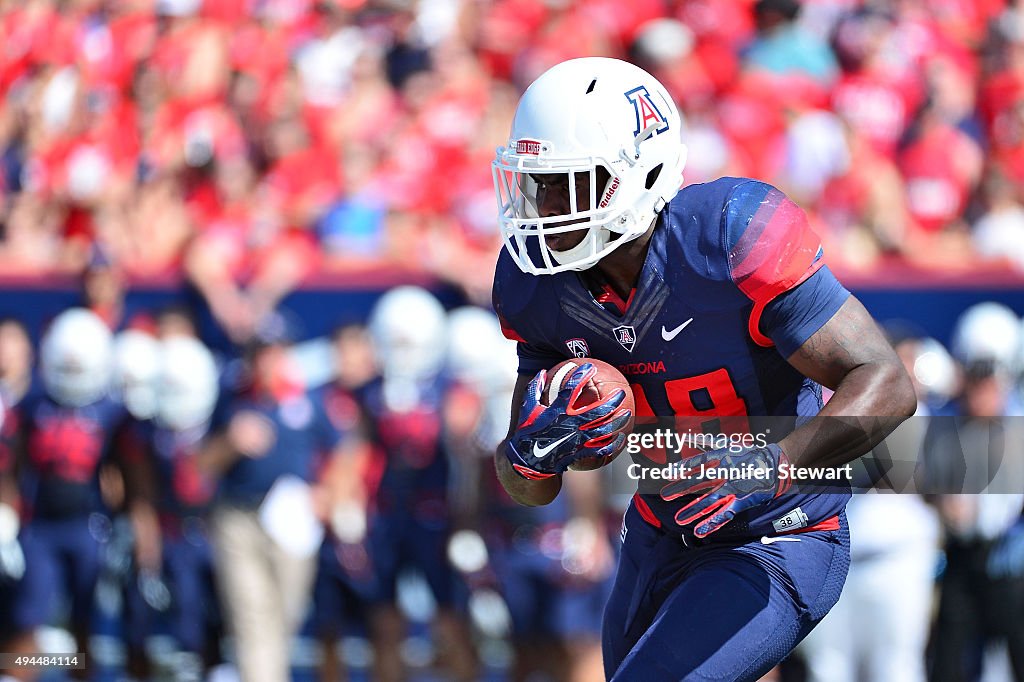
top-left (645, 164), bottom-right (663, 190)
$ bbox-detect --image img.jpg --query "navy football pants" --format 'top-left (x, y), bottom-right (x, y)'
top-left (603, 504), bottom-right (850, 681)
top-left (13, 516), bottom-right (102, 631)
top-left (124, 532), bottom-right (217, 653)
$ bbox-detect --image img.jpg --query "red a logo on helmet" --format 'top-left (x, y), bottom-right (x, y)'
top-left (625, 86), bottom-right (669, 138)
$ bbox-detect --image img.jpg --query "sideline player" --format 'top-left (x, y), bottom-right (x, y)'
top-left (121, 336), bottom-right (223, 681)
top-left (0, 309), bottom-right (128, 679)
top-left (490, 57), bottom-right (916, 681)
top-left (362, 288), bottom-right (478, 682)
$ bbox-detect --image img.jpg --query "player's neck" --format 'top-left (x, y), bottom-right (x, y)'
top-left (593, 219), bottom-right (657, 299)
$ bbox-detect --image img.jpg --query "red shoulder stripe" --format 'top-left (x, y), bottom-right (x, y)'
top-left (498, 313), bottom-right (527, 343)
top-left (729, 193), bottom-right (824, 347)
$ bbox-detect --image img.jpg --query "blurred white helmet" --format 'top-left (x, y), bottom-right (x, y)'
top-left (368, 286), bottom-right (447, 380)
top-left (41, 308), bottom-right (113, 407)
top-left (156, 337), bottom-right (219, 432)
top-left (951, 302), bottom-right (1021, 374)
top-left (113, 329), bottom-right (161, 420)
top-left (446, 306), bottom-right (519, 394)
top-left (447, 307), bottom-right (520, 450)
top-left (912, 337), bottom-right (957, 401)
top-left (493, 57), bottom-right (687, 274)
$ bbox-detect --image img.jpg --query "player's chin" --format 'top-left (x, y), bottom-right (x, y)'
top-left (544, 223), bottom-right (589, 251)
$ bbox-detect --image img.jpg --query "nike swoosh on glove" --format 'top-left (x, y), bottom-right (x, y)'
top-left (505, 363), bottom-right (632, 480)
top-left (659, 443), bottom-right (791, 537)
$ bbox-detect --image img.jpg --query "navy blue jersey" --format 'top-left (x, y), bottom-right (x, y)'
top-left (16, 392), bottom-right (126, 518)
top-left (144, 423), bottom-right (216, 518)
top-left (359, 376), bottom-right (450, 515)
top-left (493, 178), bottom-right (851, 536)
top-left (215, 387), bottom-right (344, 505)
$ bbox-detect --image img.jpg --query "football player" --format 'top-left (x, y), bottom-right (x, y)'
top-left (923, 303), bottom-right (1024, 681)
top-left (361, 287), bottom-right (478, 682)
top-left (121, 336), bottom-right (222, 681)
top-left (311, 323), bottom-right (376, 682)
top-left (0, 309), bottom-right (127, 678)
top-left (490, 58), bottom-right (916, 681)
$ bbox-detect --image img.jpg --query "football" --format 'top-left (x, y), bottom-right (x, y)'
top-left (543, 357), bottom-right (636, 470)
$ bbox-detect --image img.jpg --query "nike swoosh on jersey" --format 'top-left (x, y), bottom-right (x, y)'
top-left (661, 318), bottom-right (693, 341)
top-left (759, 535), bottom-right (802, 545)
top-left (533, 432), bottom-right (576, 459)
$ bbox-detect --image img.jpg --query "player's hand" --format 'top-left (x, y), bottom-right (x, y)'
top-left (659, 443), bottom-right (791, 537)
top-left (131, 513), bottom-right (163, 573)
top-left (228, 410), bottom-right (276, 458)
top-left (505, 363), bottom-right (631, 480)
top-left (138, 568), bottom-right (172, 612)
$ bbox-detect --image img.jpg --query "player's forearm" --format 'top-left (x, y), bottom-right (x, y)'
top-left (128, 498), bottom-right (162, 571)
top-left (494, 442), bottom-right (562, 506)
top-left (195, 433), bottom-right (243, 478)
top-left (778, 358), bottom-right (915, 469)
top-left (321, 439), bottom-right (370, 505)
top-left (0, 474), bottom-right (18, 510)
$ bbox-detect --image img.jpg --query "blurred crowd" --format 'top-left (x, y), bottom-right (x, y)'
top-left (0, 289), bottom-right (1022, 682)
top-left (3, 0), bottom-right (1024, 339)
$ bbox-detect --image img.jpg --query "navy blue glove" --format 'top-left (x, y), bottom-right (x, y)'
top-left (659, 443), bottom-right (791, 537)
top-left (505, 363), bottom-right (632, 480)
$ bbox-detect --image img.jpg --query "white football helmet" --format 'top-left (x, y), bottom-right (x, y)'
top-left (446, 306), bottom-right (519, 393)
top-left (40, 308), bottom-right (113, 407)
top-left (368, 286), bottom-right (447, 380)
top-left (951, 302), bottom-right (1021, 375)
top-left (156, 337), bottom-right (219, 432)
top-left (113, 329), bottom-right (161, 420)
top-left (493, 57), bottom-right (687, 274)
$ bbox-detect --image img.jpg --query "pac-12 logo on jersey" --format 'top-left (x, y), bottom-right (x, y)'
top-left (625, 86), bottom-right (669, 138)
top-left (565, 338), bottom-right (589, 358)
top-left (613, 325), bottom-right (637, 353)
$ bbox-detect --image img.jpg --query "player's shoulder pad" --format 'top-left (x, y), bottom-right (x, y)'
top-left (719, 178), bottom-right (823, 304)
top-left (660, 177), bottom-right (756, 282)
top-left (492, 247), bottom-right (549, 344)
